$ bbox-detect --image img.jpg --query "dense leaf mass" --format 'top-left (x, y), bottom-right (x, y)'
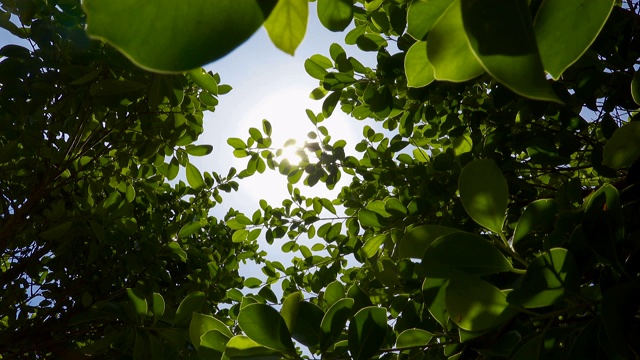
top-left (1, 0), bottom-right (640, 359)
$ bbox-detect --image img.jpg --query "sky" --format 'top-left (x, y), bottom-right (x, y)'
top-left (194, 4), bottom-right (376, 217)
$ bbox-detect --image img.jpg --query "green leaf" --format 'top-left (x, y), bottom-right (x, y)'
top-left (186, 163), bottom-right (205, 190)
top-left (185, 144), bottom-right (213, 156)
top-left (396, 225), bottom-right (461, 259)
top-left (39, 221), bottom-right (73, 241)
top-left (406, 0), bottom-right (453, 40)
top-left (187, 68), bottom-right (218, 95)
top-left (280, 292), bottom-right (302, 332)
top-left (232, 229), bottom-right (249, 243)
top-left (362, 233), bottom-right (388, 258)
top-left (167, 157), bottom-right (179, 180)
top-left (317, 0), bottom-right (353, 32)
top-left (422, 277), bottom-right (449, 327)
top-left (83, 0), bottom-right (277, 72)
top-left (513, 199), bottom-right (558, 244)
top-left (323, 281), bottom-right (345, 309)
top-left (264, 0), bottom-right (308, 55)
top-left (427, 0), bottom-right (484, 82)
top-left (507, 248), bottom-right (578, 308)
top-left (396, 329), bottom-right (433, 348)
top-left (460, 0), bottom-right (560, 102)
top-left (459, 159), bottom-right (508, 233)
top-left (244, 277), bottom-right (262, 288)
top-left (452, 135), bottom-right (472, 156)
top-left (633, 71), bottom-right (640, 106)
top-left (322, 90), bottom-right (341, 118)
top-left (534, 0), bottom-right (615, 80)
top-left (405, 41), bottom-right (435, 88)
top-left (178, 222), bottom-right (202, 239)
top-left (358, 208), bottom-right (383, 228)
top-left (237, 304), bottom-right (296, 354)
top-left (422, 232), bottom-right (513, 277)
top-left (227, 137), bottom-right (247, 149)
top-left (222, 335), bottom-right (282, 360)
top-left (152, 293), bottom-right (165, 322)
top-left (174, 291), bottom-right (205, 325)
top-left (320, 298), bottom-right (354, 352)
top-left (189, 313), bottom-right (233, 349)
top-left (126, 288), bottom-right (147, 320)
top-left (347, 307), bottom-right (387, 360)
top-left (603, 121), bottom-right (640, 169)
top-left (291, 301), bottom-right (324, 347)
top-left (199, 330), bottom-right (230, 359)
top-left (446, 271), bottom-right (517, 331)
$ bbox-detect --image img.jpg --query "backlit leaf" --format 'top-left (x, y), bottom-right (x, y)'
top-left (460, 0), bottom-right (560, 102)
top-left (534, 0), bottom-right (615, 80)
top-left (396, 225), bottom-right (460, 259)
top-left (186, 163), bottom-right (205, 190)
top-left (396, 329), bottom-right (433, 348)
top-left (320, 298), bottom-right (354, 352)
top-left (83, 0), bottom-right (277, 72)
top-left (404, 41), bottom-right (435, 88)
top-left (513, 199), bottom-right (558, 244)
top-left (507, 248), bottom-right (578, 308)
top-left (175, 291), bottom-right (205, 325)
top-left (446, 271), bottom-right (517, 331)
top-left (264, 0), bottom-right (308, 55)
top-left (126, 288), bottom-right (147, 319)
top-left (427, 0), bottom-right (483, 82)
top-left (222, 335), bottom-right (281, 360)
top-left (348, 307), bottom-right (387, 360)
top-left (238, 304), bottom-right (296, 354)
top-left (406, 0), bottom-right (454, 40)
top-left (603, 121), bottom-right (640, 169)
top-left (317, 0), bottom-right (353, 32)
top-left (459, 159), bottom-right (508, 233)
top-left (422, 232), bottom-right (513, 277)
top-left (189, 313), bottom-right (233, 349)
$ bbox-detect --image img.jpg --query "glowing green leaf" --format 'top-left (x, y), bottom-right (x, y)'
top-left (459, 159), bottom-right (508, 233)
top-left (264, 0), bottom-right (308, 55)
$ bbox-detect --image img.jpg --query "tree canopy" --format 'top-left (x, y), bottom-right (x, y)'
top-left (1, 0), bottom-right (640, 359)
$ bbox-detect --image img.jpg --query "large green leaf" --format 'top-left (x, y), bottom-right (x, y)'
top-left (460, 0), bottom-right (560, 102)
top-left (199, 330), bottom-right (230, 360)
top-left (174, 291), bottom-right (205, 325)
top-left (323, 281), bottom-right (345, 309)
top-left (422, 232), bottom-right (513, 277)
top-left (396, 225), bottom-right (461, 259)
top-left (446, 271), bottom-right (517, 331)
top-left (83, 0), bottom-right (277, 72)
top-left (347, 307), bottom-right (387, 360)
top-left (406, 0), bottom-right (454, 40)
top-left (186, 163), bottom-right (205, 190)
top-left (317, 0), bottom-right (353, 32)
top-left (264, 0), bottom-right (308, 55)
top-left (291, 302), bottom-right (324, 347)
top-left (320, 298), bottom-right (354, 352)
top-left (126, 288), bottom-right (147, 320)
top-left (222, 336), bottom-right (282, 360)
top-left (603, 121), bottom-right (640, 169)
top-left (427, 0), bottom-right (484, 82)
top-left (534, 0), bottom-right (615, 80)
top-left (404, 41), bottom-right (435, 88)
top-left (237, 304), bottom-right (296, 354)
top-left (280, 291), bottom-right (302, 332)
top-left (189, 313), bottom-right (233, 349)
top-left (396, 329), bottom-right (433, 349)
top-left (513, 199), bottom-right (558, 245)
top-left (459, 159), bottom-right (508, 234)
top-left (361, 233), bottom-right (388, 258)
top-left (422, 277), bottom-right (449, 327)
top-left (507, 248), bottom-right (578, 308)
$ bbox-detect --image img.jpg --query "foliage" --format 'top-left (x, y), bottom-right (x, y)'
top-left (2, 0), bottom-right (640, 359)
top-left (0, 0), bottom-right (259, 358)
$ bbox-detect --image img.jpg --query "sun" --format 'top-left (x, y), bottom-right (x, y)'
top-left (277, 141), bottom-right (304, 166)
